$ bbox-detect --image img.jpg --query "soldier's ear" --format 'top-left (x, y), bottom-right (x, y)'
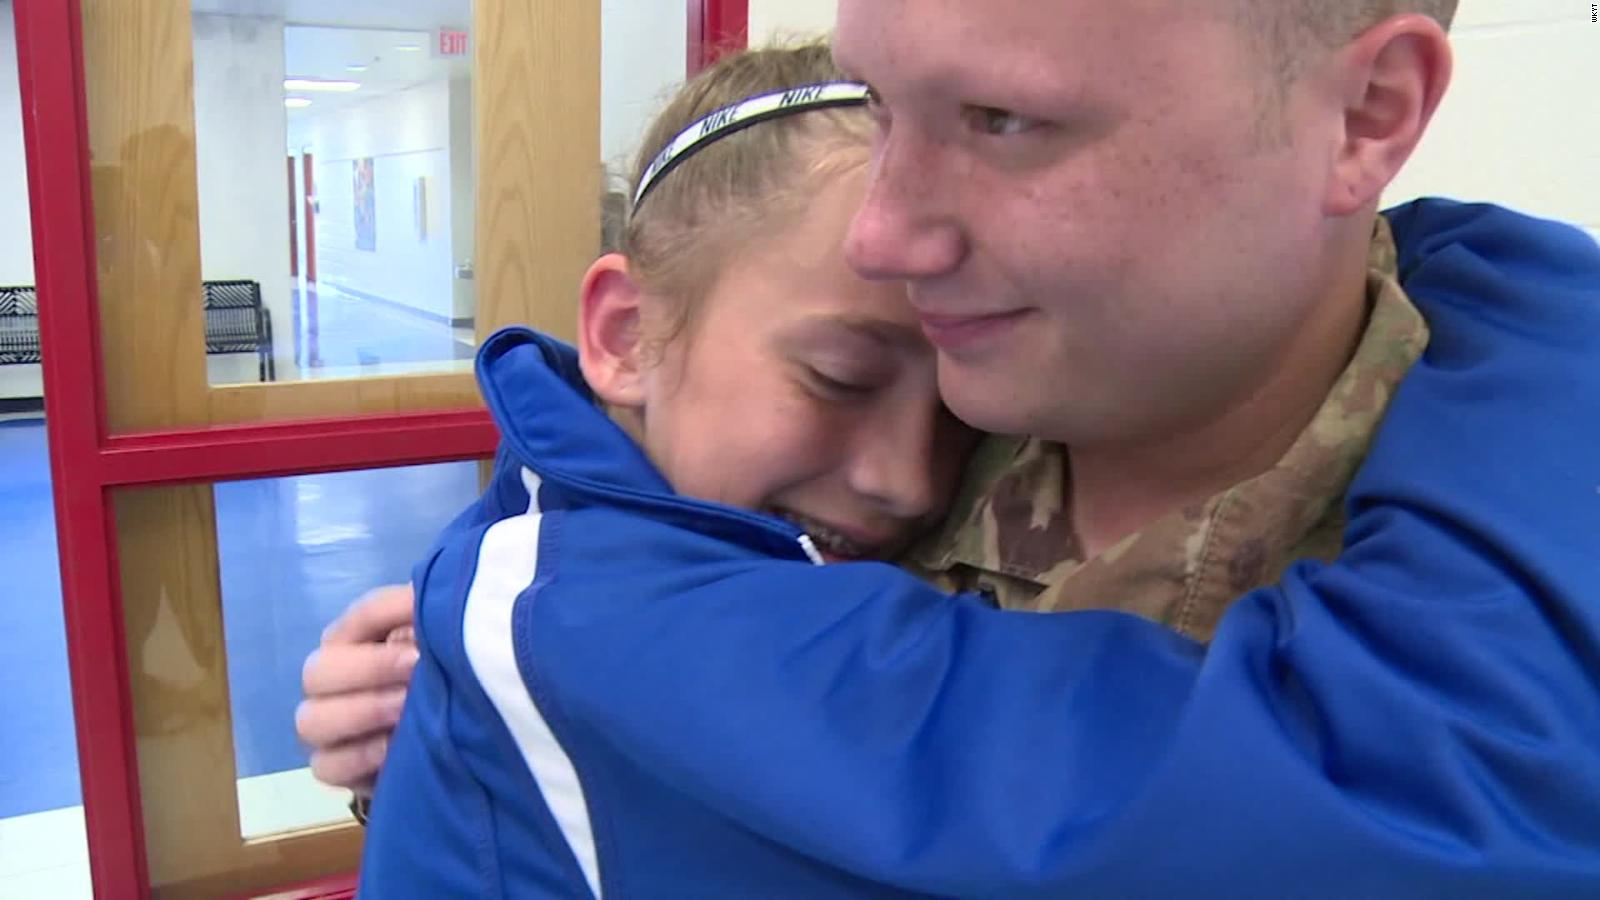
top-left (1320, 13), bottom-right (1452, 215)
top-left (578, 253), bottom-right (648, 409)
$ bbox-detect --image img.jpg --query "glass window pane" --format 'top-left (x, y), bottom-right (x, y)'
top-left (192, 3), bottom-right (477, 386)
top-left (601, 0), bottom-right (687, 177)
top-left (217, 461), bottom-right (480, 839)
top-left (89, 0), bottom-right (680, 427)
top-left (187, 1), bottom-right (693, 390)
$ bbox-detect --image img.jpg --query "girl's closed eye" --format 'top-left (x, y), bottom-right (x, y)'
top-left (805, 365), bottom-right (876, 398)
top-left (798, 352), bottom-right (895, 402)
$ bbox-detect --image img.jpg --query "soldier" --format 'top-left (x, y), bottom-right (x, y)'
top-left (301, 2), bottom-right (1600, 895)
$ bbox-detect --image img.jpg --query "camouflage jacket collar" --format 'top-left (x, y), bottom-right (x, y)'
top-left (907, 216), bottom-right (1428, 640)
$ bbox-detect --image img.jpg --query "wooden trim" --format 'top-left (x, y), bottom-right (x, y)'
top-left (82, 0), bottom-right (211, 433)
top-left (115, 483), bottom-right (242, 889)
top-left (148, 826), bottom-right (363, 900)
top-left (230, 871), bottom-right (358, 900)
top-left (473, 0), bottom-right (599, 344)
top-left (206, 373), bottom-right (482, 425)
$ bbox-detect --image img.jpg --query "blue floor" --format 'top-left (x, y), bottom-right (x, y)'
top-left (294, 284), bottom-right (476, 370)
top-left (0, 287), bottom-right (486, 820)
top-left (0, 419), bottom-right (77, 821)
top-left (217, 460), bottom-right (479, 783)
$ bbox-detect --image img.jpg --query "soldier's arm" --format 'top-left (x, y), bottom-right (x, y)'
top-left (505, 202), bottom-right (1600, 895)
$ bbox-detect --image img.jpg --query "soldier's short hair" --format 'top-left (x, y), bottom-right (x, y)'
top-left (1227, 1), bottom-right (1457, 142)
top-left (1235, 1), bottom-right (1459, 84)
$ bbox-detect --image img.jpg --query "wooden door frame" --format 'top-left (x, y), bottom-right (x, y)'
top-left (13, 0), bottom-right (747, 896)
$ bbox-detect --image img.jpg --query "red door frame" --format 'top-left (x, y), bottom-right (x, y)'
top-left (301, 152), bottom-right (318, 283)
top-left (13, 0), bottom-right (747, 897)
top-left (287, 157), bottom-right (299, 278)
top-left (688, 0), bottom-right (748, 74)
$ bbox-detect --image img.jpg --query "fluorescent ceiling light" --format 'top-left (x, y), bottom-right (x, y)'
top-left (395, 44), bottom-right (422, 52)
top-left (284, 78), bottom-right (361, 92)
top-left (284, 97), bottom-right (312, 108)
top-left (346, 64), bottom-right (369, 73)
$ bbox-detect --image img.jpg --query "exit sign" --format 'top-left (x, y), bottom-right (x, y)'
top-left (435, 27), bottom-right (470, 58)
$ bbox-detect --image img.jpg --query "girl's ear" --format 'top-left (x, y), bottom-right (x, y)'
top-left (577, 253), bottom-right (648, 409)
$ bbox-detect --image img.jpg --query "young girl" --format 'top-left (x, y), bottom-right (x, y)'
top-left (357, 43), bottom-right (979, 897)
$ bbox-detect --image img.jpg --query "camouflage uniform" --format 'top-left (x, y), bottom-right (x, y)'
top-left (352, 221), bottom-right (1423, 825)
top-left (906, 216), bottom-right (1429, 641)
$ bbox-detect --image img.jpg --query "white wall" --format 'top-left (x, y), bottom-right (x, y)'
top-left (602, 0), bottom-right (688, 172)
top-left (0, 2), bottom-right (35, 287)
top-left (748, 0), bottom-right (836, 44)
top-left (447, 75), bottom-right (474, 322)
top-left (290, 80), bottom-right (458, 322)
top-left (1382, 0), bottom-right (1600, 243)
top-left (0, 0), bottom-right (38, 396)
top-left (191, 12), bottom-right (296, 381)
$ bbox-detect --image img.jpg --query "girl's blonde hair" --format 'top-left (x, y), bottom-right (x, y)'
top-left (618, 39), bottom-right (874, 340)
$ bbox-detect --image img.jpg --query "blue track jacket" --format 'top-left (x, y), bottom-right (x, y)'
top-left (360, 200), bottom-right (1600, 898)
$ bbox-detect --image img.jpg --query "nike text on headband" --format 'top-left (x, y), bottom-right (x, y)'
top-left (632, 82), bottom-right (871, 207)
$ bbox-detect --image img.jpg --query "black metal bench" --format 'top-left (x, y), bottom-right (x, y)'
top-left (0, 279), bottom-right (275, 382)
top-left (201, 280), bottom-right (276, 381)
top-left (0, 285), bottom-right (39, 367)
